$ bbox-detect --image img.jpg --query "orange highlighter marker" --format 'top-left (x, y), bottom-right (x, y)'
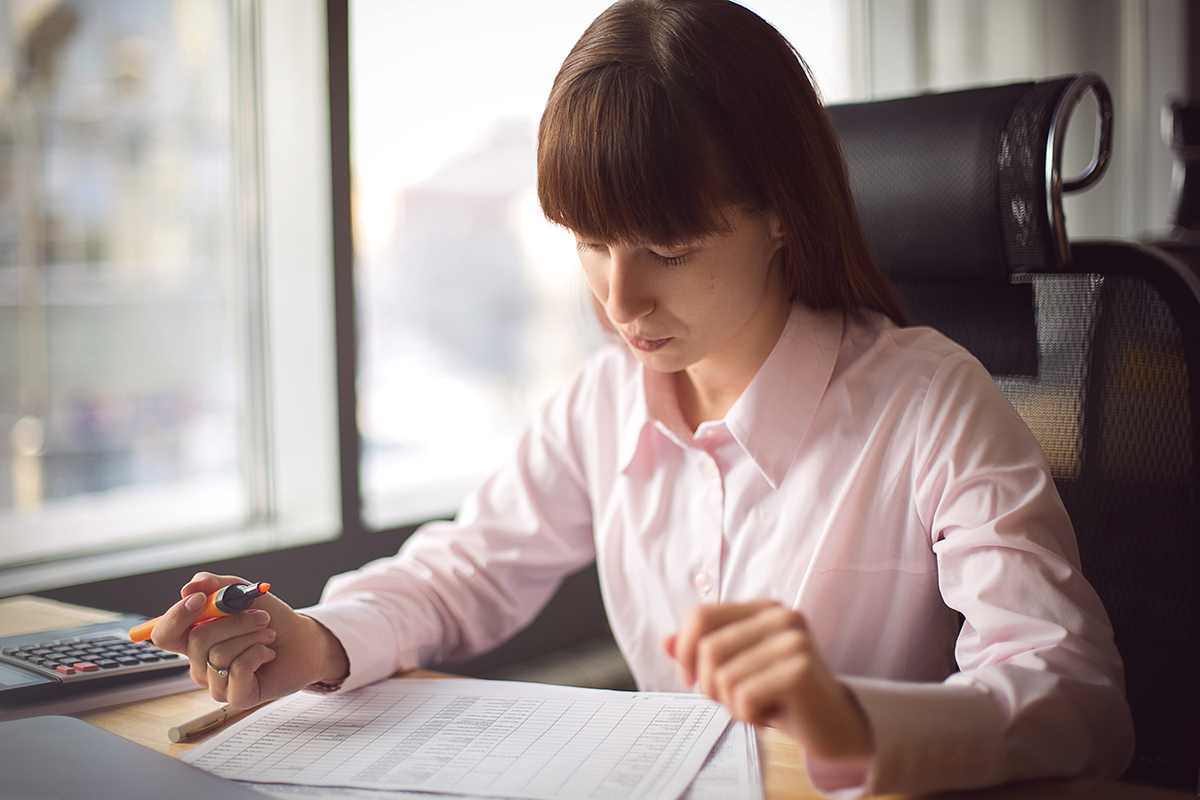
top-left (129, 582), bottom-right (271, 642)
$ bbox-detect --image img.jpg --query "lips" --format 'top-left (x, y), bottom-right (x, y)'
top-left (624, 334), bottom-right (672, 352)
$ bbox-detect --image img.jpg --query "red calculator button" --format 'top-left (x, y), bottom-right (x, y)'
top-left (56, 665), bottom-right (76, 675)
top-left (73, 662), bottom-right (100, 672)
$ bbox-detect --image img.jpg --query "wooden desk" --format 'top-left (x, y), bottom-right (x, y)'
top-left (75, 672), bottom-right (1190, 800)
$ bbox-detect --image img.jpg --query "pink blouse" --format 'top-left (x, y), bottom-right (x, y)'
top-left (304, 303), bottom-right (1134, 797)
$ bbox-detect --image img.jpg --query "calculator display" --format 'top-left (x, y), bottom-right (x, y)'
top-left (0, 660), bottom-right (49, 691)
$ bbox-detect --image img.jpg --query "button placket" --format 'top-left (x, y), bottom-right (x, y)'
top-left (694, 448), bottom-right (723, 600)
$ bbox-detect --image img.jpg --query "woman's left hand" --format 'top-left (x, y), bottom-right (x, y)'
top-left (665, 600), bottom-right (873, 763)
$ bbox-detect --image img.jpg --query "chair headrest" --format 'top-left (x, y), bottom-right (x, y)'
top-left (826, 74), bottom-right (1112, 282)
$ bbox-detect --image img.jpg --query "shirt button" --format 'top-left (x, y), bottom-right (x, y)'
top-left (693, 572), bottom-right (713, 596)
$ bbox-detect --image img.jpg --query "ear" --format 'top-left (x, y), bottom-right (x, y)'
top-left (766, 210), bottom-right (785, 248)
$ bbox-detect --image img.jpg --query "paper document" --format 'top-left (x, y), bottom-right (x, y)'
top-left (680, 719), bottom-right (763, 800)
top-left (183, 678), bottom-right (732, 800)
top-left (241, 721), bottom-right (762, 800)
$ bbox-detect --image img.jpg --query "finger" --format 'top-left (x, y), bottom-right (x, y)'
top-left (185, 609), bottom-right (272, 686)
top-left (704, 627), bottom-right (809, 715)
top-left (725, 651), bottom-right (809, 727)
top-left (180, 572), bottom-right (249, 599)
top-left (206, 626), bottom-right (277, 680)
top-left (150, 591), bottom-right (211, 656)
top-left (662, 634), bottom-right (677, 658)
top-left (695, 609), bottom-right (807, 698)
top-left (732, 654), bottom-right (870, 761)
top-left (151, 573), bottom-right (250, 653)
top-left (224, 644), bottom-right (278, 710)
top-left (673, 601), bottom-right (776, 682)
top-left (672, 600), bottom-right (781, 686)
top-left (203, 655), bottom-right (231, 703)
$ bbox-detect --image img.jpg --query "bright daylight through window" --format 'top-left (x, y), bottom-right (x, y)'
top-left (351, 0), bottom-right (850, 529)
top-left (1, 0), bottom-right (247, 568)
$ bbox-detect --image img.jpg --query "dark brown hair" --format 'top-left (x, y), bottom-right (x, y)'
top-left (537, 0), bottom-right (907, 325)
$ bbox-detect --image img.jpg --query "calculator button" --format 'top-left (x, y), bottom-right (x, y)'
top-left (136, 654), bottom-right (161, 662)
top-left (115, 656), bottom-right (140, 666)
top-left (56, 665), bottom-right (76, 675)
top-left (95, 660), bottom-right (120, 669)
top-left (73, 662), bottom-right (100, 672)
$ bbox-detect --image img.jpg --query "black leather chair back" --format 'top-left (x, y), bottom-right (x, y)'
top-left (828, 77), bottom-right (1200, 791)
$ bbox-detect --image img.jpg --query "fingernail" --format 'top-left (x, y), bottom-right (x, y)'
top-left (184, 592), bottom-right (206, 611)
top-left (249, 609), bottom-right (270, 626)
top-left (263, 627), bottom-right (276, 641)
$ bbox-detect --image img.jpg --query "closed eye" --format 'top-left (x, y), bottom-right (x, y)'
top-left (649, 251), bottom-right (689, 267)
top-left (575, 240), bottom-right (691, 266)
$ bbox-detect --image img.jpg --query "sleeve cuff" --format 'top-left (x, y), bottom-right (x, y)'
top-left (806, 676), bottom-right (1008, 797)
top-left (299, 599), bottom-right (422, 693)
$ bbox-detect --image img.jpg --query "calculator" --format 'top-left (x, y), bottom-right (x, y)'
top-left (0, 616), bottom-right (189, 704)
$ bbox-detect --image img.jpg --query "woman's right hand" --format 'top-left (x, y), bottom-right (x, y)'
top-left (149, 572), bottom-right (349, 709)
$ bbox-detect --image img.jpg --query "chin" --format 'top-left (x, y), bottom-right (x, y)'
top-left (629, 347), bottom-right (691, 374)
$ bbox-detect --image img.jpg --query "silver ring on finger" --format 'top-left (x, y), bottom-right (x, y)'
top-left (207, 660), bottom-right (230, 679)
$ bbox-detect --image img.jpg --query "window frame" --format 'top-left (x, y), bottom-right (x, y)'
top-left (0, 0), bottom-right (344, 596)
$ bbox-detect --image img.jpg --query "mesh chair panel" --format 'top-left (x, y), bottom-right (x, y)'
top-left (998, 251), bottom-right (1200, 791)
top-left (1075, 270), bottom-right (1197, 790)
top-left (996, 275), bottom-right (1095, 477)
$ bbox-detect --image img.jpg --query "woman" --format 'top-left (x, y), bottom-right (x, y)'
top-left (151, 0), bottom-right (1134, 795)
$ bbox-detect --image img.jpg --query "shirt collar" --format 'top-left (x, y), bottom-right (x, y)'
top-left (724, 304), bottom-right (844, 487)
top-left (616, 362), bottom-right (688, 475)
top-left (617, 304), bottom-right (845, 485)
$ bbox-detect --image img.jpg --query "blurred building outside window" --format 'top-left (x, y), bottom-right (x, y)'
top-left (0, 0), bottom-right (338, 593)
top-left (0, 0), bottom-right (247, 568)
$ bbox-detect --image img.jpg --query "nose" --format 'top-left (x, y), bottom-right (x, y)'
top-left (604, 250), bottom-right (654, 326)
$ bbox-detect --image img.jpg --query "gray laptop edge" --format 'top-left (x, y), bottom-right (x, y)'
top-left (0, 715), bottom-right (267, 799)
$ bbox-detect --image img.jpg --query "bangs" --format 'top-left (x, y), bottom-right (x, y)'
top-left (537, 64), bottom-right (742, 246)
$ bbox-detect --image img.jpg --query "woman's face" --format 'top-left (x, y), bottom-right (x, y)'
top-left (575, 206), bottom-right (789, 377)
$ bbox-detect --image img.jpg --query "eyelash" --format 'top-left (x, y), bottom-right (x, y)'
top-left (575, 242), bottom-right (689, 267)
top-left (650, 252), bottom-right (688, 267)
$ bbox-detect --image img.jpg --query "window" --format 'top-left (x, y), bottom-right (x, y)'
top-left (1, 0), bottom-right (338, 593)
top-left (1, 0), bottom-right (248, 566)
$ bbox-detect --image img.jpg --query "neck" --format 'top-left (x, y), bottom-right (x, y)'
top-left (675, 297), bottom-right (792, 431)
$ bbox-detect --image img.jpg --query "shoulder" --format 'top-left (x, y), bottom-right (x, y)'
top-left (836, 314), bottom-right (996, 401)
top-left (831, 315), bottom-right (1033, 459)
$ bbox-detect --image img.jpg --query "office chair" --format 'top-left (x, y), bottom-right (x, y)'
top-left (827, 74), bottom-right (1200, 792)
